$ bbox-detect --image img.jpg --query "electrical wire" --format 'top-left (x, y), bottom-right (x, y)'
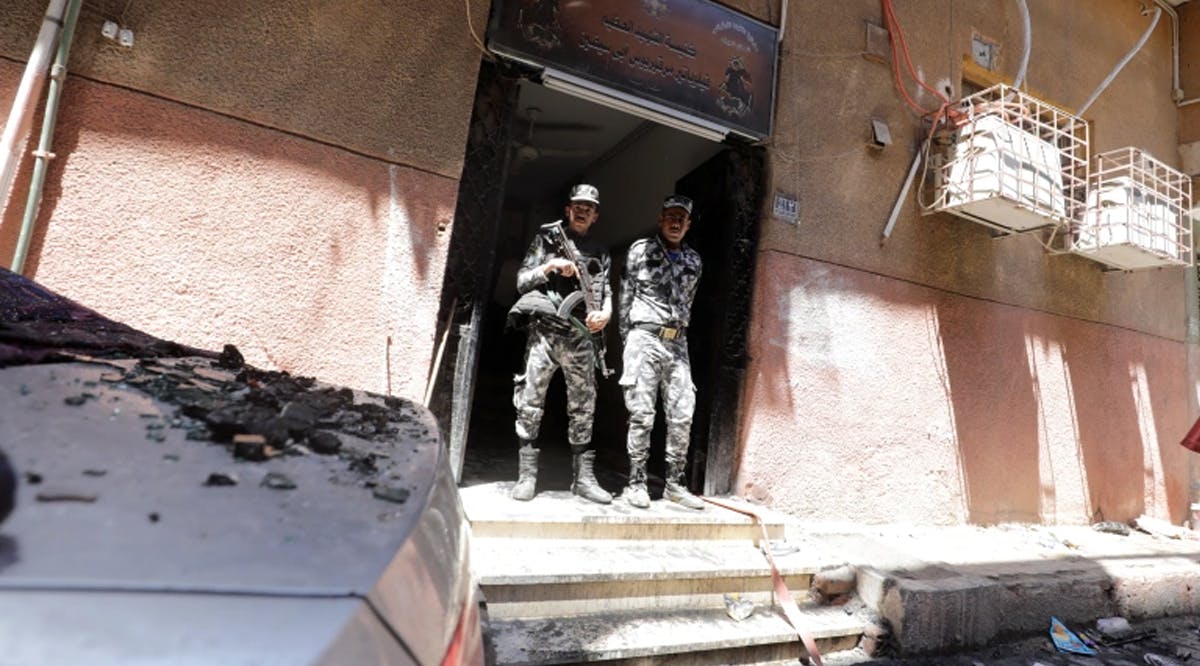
top-left (915, 120), bottom-right (944, 211)
top-left (879, 0), bottom-right (968, 222)
top-left (884, 15), bottom-right (933, 113)
top-left (881, 0), bottom-right (961, 145)
top-left (777, 0), bottom-right (786, 45)
top-left (464, 0), bottom-right (493, 59)
top-left (882, 0), bottom-right (950, 115)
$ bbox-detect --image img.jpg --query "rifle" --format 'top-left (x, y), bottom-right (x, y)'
top-left (543, 221), bottom-right (614, 377)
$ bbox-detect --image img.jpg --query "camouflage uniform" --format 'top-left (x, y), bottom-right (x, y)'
top-left (513, 224), bottom-right (610, 444)
top-left (619, 233), bottom-right (702, 507)
top-left (511, 221), bottom-right (613, 503)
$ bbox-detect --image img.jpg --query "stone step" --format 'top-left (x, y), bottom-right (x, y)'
top-left (461, 483), bottom-right (788, 541)
top-left (489, 605), bottom-right (866, 665)
top-left (475, 538), bottom-right (844, 619)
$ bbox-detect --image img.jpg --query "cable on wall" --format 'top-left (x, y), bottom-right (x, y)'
top-left (464, 0), bottom-right (495, 60)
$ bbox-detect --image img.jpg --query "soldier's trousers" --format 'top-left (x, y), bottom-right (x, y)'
top-left (513, 326), bottom-right (597, 446)
top-left (619, 329), bottom-right (696, 469)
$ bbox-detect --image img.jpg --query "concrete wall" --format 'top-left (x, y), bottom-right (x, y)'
top-left (737, 0), bottom-right (1198, 525)
top-left (0, 0), bottom-right (485, 396)
top-left (743, 253), bottom-right (1192, 525)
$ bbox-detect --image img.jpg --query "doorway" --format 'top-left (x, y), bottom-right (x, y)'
top-left (441, 60), bottom-right (764, 498)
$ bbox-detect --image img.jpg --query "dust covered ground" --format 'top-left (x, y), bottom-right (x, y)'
top-left (830, 615), bottom-right (1200, 665)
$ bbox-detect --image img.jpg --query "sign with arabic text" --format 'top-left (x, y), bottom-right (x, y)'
top-left (488, 0), bottom-right (778, 139)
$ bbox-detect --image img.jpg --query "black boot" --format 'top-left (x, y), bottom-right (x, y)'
top-left (510, 442), bottom-right (539, 501)
top-left (571, 446), bottom-right (612, 504)
top-left (664, 456), bottom-right (704, 510)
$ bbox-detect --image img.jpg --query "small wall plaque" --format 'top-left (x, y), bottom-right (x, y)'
top-left (773, 191), bottom-right (799, 225)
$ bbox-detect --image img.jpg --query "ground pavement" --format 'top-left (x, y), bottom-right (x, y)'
top-left (836, 614), bottom-right (1200, 664)
top-left (801, 519), bottom-right (1200, 663)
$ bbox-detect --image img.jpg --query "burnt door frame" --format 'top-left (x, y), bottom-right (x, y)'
top-left (676, 144), bottom-right (765, 496)
top-left (428, 59), bottom-right (521, 480)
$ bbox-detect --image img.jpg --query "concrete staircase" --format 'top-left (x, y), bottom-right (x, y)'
top-left (461, 483), bottom-right (869, 665)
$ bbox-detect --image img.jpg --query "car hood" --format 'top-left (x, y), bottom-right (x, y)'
top-left (0, 358), bottom-right (442, 596)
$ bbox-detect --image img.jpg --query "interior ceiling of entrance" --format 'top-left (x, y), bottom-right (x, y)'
top-left (507, 80), bottom-right (643, 203)
top-left (506, 79), bottom-right (724, 248)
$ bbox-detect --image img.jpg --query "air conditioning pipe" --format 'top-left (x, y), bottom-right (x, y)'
top-left (13, 0), bottom-right (84, 275)
top-left (1148, 0), bottom-right (1188, 105)
top-left (1078, 7), bottom-right (1162, 116)
top-left (0, 0), bottom-right (69, 226)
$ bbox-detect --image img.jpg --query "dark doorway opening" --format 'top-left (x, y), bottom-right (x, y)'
top-left (675, 148), bottom-right (766, 495)
top-left (439, 60), bottom-right (764, 500)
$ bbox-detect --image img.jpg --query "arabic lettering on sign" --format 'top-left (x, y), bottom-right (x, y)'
top-left (602, 15), bottom-right (698, 59)
top-left (580, 34), bottom-right (611, 55)
top-left (581, 31), bottom-right (712, 92)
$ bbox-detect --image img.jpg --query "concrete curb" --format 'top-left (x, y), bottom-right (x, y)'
top-left (796, 523), bottom-right (1200, 655)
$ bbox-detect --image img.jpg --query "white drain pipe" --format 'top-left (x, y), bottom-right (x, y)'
top-left (1148, 0), bottom-right (1182, 102)
top-left (0, 0), bottom-right (68, 221)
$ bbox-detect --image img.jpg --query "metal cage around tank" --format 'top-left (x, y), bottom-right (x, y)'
top-left (921, 84), bottom-right (1089, 236)
top-left (1072, 147), bottom-right (1193, 270)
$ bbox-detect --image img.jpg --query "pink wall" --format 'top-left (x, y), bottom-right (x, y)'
top-left (738, 252), bottom-right (1194, 526)
top-left (0, 64), bottom-right (454, 398)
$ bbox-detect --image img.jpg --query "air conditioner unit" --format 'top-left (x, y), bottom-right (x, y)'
top-left (1072, 147), bottom-right (1193, 270)
top-left (923, 84), bottom-right (1088, 234)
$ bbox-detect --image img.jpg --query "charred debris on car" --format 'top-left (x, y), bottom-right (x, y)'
top-left (59, 350), bottom-right (430, 503)
top-left (0, 268), bottom-right (433, 507)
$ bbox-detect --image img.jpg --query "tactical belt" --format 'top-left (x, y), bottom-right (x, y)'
top-left (632, 322), bottom-right (685, 340)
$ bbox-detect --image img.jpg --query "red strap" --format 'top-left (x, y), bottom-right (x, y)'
top-left (702, 496), bottom-right (825, 666)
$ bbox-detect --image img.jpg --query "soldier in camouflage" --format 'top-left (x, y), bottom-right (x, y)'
top-left (509, 184), bottom-right (613, 504)
top-left (618, 194), bottom-right (705, 510)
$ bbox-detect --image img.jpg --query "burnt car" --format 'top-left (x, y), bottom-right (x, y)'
top-left (0, 268), bottom-right (487, 665)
